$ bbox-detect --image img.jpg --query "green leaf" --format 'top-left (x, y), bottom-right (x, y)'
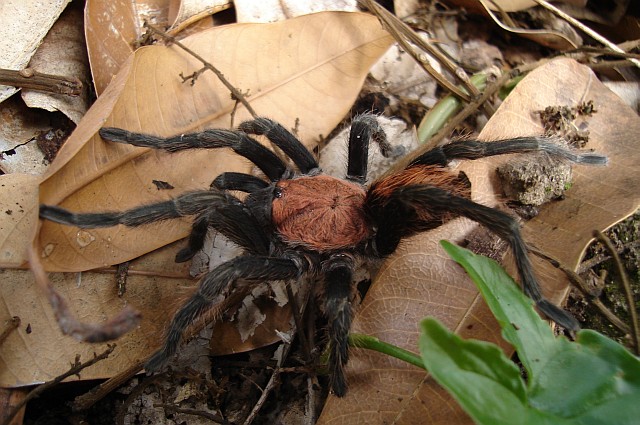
top-left (419, 318), bottom-right (570, 425)
top-left (529, 329), bottom-right (640, 423)
top-left (419, 317), bottom-right (526, 402)
top-left (440, 240), bottom-right (560, 378)
top-left (437, 241), bottom-right (640, 425)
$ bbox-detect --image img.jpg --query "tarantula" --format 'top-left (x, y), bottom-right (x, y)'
top-left (39, 115), bottom-right (606, 396)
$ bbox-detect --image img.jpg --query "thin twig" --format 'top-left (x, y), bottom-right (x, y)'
top-left (359, 0), bottom-right (477, 103)
top-left (530, 247), bottom-right (631, 335)
top-left (594, 230), bottom-right (640, 355)
top-left (0, 68), bottom-right (82, 96)
top-left (0, 317), bottom-right (20, 346)
top-left (145, 23), bottom-right (257, 119)
top-left (533, 0), bottom-right (640, 69)
top-left (1, 345), bottom-right (115, 425)
top-left (73, 359), bottom-right (145, 411)
top-left (242, 329), bottom-right (299, 425)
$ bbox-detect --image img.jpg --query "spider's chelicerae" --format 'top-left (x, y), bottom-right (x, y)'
top-left (39, 115), bottom-right (607, 396)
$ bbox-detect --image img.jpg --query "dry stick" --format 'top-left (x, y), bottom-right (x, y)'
top-left (529, 247), bottom-right (631, 335)
top-left (73, 359), bottom-right (145, 411)
top-left (593, 230), bottom-right (640, 355)
top-left (243, 331), bottom-right (298, 425)
top-left (0, 317), bottom-right (20, 346)
top-left (1, 345), bottom-right (116, 425)
top-left (115, 373), bottom-right (167, 425)
top-left (145, 24), bottom-right (257, 118)
top-left (359, 0), bottom-right (474, 103)
top-left (0, 68), bottom-right (82, 96)
top-left (427, 58), bottom-right (554, 148)
top-left (533, 0), bottom-right (640, 69)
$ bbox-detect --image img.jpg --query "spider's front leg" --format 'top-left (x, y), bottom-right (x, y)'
top-left (145, 255), bottom-right (305, 371)
top-left (99, 126), bottom-right (288, 181)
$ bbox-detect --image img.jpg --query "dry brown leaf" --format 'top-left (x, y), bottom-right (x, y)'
top-left (22, 5), bottom-right (90, 124)
top-left (37, 11), bottom-right (393, 272)
top-left (477, 0), bottom-right (579, 50)
top-left (318, 58), bottom-right (640, 423)
top-left (167, 0), bottom-right (232, 32)
top-left (0, 241), bottom-right (195, 387)
top-left (84, 0), bottom-right (171, 95)
top-left (0, 0), bottom-right (72, 103)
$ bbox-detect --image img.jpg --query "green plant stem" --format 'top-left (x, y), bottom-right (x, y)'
top-left (349, 333), bottom-right (426, 370)
top-left (417, 73), bottom-right (488, 144)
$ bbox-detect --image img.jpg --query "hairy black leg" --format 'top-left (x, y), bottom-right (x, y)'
top-left (238, 118), bottom-right (319, 174)
top-left (390, 185), bottom-right (580, 331)
top-left (212, 172), bottom-right (269, 192)
top-left (322, 254), bottom-right (355, 396)
top-left (410, 136), bottom-right (608, 167)
top-left (40, 191), bottom-right (228, 228)
top-left (99, 127), bottom-right (287, 181)
top-left (145, 256), bottom-right (303, 372)
top-left (346, 114), bottom-right (401, 184)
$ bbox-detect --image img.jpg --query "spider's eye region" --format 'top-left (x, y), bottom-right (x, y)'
top-left (274, 187), bottom-right (283, 199)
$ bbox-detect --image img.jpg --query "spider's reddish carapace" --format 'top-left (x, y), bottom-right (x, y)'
top-left (40, 115), bottom-right (607, 396)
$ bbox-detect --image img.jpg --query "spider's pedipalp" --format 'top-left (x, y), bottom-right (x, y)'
top-left (239, 118), bottom-right (319, 174)
top-left (146, 255), bottom-right (304, 372)
top-left (322, 254), bottom-right (356, 396)
top-left (410, 136), bottom-right (608, 167)
top-left (99, 127), bottom-right (288, 181)
top-left (391, 185), bottom-right (580, 331)
top-left (212, 172), bottom-right (269, 192)
top-left (39, 190), bottom-right (226, 228)
top-left (346, 114), bottom-right (399, 184)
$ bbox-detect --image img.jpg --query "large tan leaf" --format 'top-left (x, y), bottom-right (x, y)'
top-left (318, 58), bottom-right (640, 423)
top-left (37, 11), bottom-right (393, 272)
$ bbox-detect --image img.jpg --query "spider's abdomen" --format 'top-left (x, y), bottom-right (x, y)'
top-left (272, 175), bottom-right (370, 251)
